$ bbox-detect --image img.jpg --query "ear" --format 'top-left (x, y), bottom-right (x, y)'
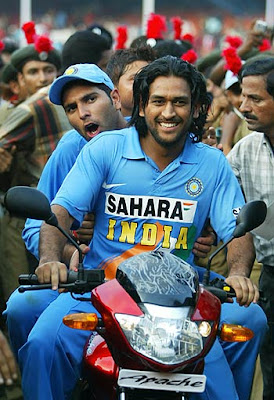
top-left (9, 80), bottom-right (20, 95)
top-left (110, 88), bottom-right (122, 111)
top-left (17, 72), bottom-right (25, 86)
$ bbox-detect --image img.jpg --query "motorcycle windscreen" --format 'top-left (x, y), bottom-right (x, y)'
top-left (116, 250), bottom-right (199, 307)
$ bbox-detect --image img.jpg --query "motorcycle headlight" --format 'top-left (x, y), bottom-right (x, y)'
top-left (115, 303), bottom-right (204, 365)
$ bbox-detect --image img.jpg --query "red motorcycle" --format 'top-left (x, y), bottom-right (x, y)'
top-left (5, 186), bottom-right (267, 400)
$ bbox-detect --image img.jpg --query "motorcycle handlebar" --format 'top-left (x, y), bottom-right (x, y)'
top-left (19, 271), bottom-right (79, 285)
top-left (18, 270), bottom-right (105, 294)
top-left (204, 278), bottom-right (236, 303)
top-left (205, 277), bottom-right (266, 303)
top-left (18, 273), bottom-right (236, 303)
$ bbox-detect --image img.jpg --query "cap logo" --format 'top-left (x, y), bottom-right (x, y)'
top-left (39, 51), bottom-right (48, 61)
top-left (65, 66), bottom-right (78, 76)
top-left (92, 27), bottom-right (102, 36)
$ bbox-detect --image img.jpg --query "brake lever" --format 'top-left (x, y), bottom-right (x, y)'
top-left (19, 284), bottom-right (52, 292)
top-left (18, 282), bottom-right (86, 293)
top-left (18, 270), bottom-right (105, 294)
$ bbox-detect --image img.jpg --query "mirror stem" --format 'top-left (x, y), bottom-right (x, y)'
top-left (202, 236), bottom-right (234, 286)
top-left (56, 225), bottom-right (84, 279)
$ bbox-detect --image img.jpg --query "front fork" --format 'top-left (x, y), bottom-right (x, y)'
top-left (119, 388), bottom-right (126, 399)
top-left (117, 387), bottom-right (188, 400)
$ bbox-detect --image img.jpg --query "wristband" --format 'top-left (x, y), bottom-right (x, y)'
top-left (72, 230), bottom-right (79, 240)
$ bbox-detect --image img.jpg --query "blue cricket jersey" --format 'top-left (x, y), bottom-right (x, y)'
top-left (53, 126), bottom-right (245, 279)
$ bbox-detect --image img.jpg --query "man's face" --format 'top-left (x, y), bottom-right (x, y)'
top-left (240, 75), bottom-right (274, 137)
top-left (18, 60), bottom-right (58, 96)
top-left (117, 60), bottom-right (149, 117)
top-left (62, 83), bottom-right (121, 141)
top-left (139, 75), bottom-right (194, 148)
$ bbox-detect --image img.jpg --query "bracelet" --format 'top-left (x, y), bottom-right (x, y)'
top-left (72, 230), bottom-right (79, 240)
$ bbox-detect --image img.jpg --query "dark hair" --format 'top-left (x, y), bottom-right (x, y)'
top-left (106, 46), bottom-right (156, 85)
top-left (227, 82), bottom-right (242, 96)
top-left (130, 35), bottom-right (150, 49)
top-left (129, 55), bottom-right (211, 142)
top-left (153, 39), bottom-right (190, 59)
top-left (61, 80), bottom-right (112, 105)
top-left (61, 30), bottom-right (111, 72)
top-left (241, 56), bottom-right (274, 98)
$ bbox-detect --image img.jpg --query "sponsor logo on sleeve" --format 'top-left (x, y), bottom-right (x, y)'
top-left (232, 207), bottom-right (241, 218)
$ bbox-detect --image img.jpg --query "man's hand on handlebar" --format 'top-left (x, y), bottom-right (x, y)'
top-left (225, 275), bottom-right (259, 307)
top-left (35, 244), bottom-right (90, 290)
top-left (35, 261), bottom-right (68, 291)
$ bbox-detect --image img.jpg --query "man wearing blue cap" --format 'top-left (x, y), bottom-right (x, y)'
top-left (22, 63), bottom-right (127, 259)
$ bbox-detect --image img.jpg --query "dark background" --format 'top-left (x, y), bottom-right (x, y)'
top-left (1, 0), bottom-right (266, 19)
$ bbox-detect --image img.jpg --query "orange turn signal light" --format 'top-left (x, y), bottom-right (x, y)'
top-left (220, 323), bottom-right (254, 342)
top-left (63, 313), bottom-right (98, 331)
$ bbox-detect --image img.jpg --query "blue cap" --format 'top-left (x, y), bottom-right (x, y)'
top-left (49, 63), bottom-right (114, 105)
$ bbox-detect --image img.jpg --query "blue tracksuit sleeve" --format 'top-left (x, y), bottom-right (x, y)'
top-left (22, 130), bottom-right (87, 259)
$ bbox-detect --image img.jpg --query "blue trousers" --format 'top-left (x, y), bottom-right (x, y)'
top-left (4, 269), bottom-right (267, 400)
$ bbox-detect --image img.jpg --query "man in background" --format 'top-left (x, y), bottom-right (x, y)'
top-left (227, 56), bottom-right (274, 400)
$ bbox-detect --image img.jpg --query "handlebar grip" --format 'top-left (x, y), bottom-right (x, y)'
top-left (204, 278), bottom-right (236, 303)
top-left (18, 270), bottom-right (104, 288)
top-left (209, 278), bottom-right (236, 295)
top-left (18, 274), bottom-right (38, 285)
top-left (18, 270), bottom-right (79, 286)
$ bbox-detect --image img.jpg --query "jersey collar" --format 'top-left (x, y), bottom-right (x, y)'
top-left (123, 127), bottom-right (198, 164)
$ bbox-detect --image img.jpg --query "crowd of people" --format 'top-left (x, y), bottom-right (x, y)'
top-left (0, 12), bottom-right (273, 400)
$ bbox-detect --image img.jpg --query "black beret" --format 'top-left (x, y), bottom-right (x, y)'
top-left (1, 38), bottom-right (19, 54)
top-left (87, 24), bottom-right (113, 48)
top-left (11, 44), bottom-right (61, 72)
top-left (1, 62), bottom-right (18, 83)
top-left (61, 30), bottom-right (110, 72)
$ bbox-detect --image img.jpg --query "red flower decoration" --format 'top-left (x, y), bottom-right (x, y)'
top-left (181, 49), bottom-right (198, 64)
top-left (224, 35), bottom-right (243, 49)
top-left (171, 16), bottom-right (182, 40)
top-left (22, 21), bottom-right (36, 44)
top-left (222, 47), bottom-right (242, 75)
top-left (0, 40), bottom-right (4, 52)
top-left (146, 13), bottom-right (167, 39)
top-left (115, 25), bottom-right (128, 50)
top-left (259, 38), bottom-right (271, 52)
top-left (181, 33), bottom-right (194, 45)
top-left (34, 35), bottom-right (53, 54)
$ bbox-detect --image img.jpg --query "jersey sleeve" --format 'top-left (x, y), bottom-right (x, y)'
top-left (52, 136), bottom-right (109, 228)
top-left (22, 135), bottom-right (85, 258)
top-left (208, 152), bottom-right (245, 243)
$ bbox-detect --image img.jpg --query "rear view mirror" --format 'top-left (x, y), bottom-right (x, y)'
top-left (233, 200), bottom-right (267, 238)
top-left (4, 186), bottom-right (58, 227)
